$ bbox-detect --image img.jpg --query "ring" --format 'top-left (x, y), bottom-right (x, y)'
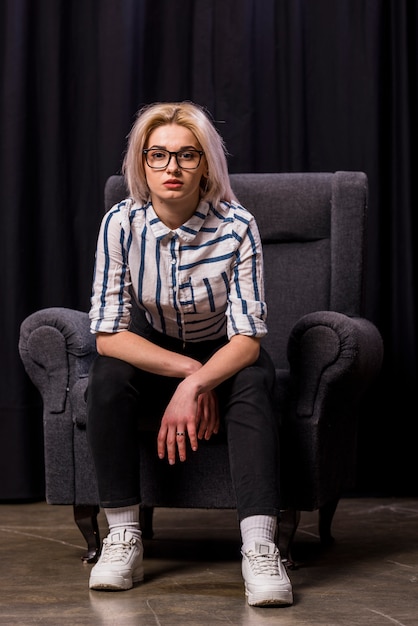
top-left (176, 432), bottom-right (185, 436)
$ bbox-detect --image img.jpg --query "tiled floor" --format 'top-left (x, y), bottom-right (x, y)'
top-left (1, 497), bottom-right (418, 625)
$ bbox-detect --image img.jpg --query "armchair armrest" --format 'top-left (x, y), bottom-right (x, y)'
top-left (19, 307), bottom-right (97, 504)
top-left (19, 307), bottom-right (96, 413)
top-left (281, 311), bottom-right (383, 511)
top-left (287, 311), bottom-right (384, 418)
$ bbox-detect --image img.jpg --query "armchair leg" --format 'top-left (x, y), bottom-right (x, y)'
top-left (73, 504), bottom-right (101, 563)
top-left (318, 497), bottom-right (339, 546)
top-left (278, 509), bottom-right (301, 570)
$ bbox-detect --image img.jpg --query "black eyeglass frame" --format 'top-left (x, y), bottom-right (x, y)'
top-left (142, 148), bottom-right (205, 170)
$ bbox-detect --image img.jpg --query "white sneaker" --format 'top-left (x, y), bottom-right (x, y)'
top-left (241, 540), bottom-right (293, 607)
top-left (89, 529), bottom-right (144, 591)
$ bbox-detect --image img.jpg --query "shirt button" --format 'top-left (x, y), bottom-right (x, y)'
top-left (171, 258), bottom-right (176, 265)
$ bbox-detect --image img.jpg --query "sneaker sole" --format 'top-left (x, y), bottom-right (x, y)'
top-left (245, 587), bottom-right (293, 607)
top-left (89, 568), bottom-right (144, 591)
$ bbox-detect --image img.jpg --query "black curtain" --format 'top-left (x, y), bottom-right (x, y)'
top-left (1, 0), bottom-right (416, 499)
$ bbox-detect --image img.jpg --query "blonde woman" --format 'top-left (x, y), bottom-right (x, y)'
top-left (87, 101), bottom-right (293, 607)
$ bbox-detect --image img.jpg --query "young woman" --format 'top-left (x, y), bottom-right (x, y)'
top-left (86, 101), bottom-right (293, 607)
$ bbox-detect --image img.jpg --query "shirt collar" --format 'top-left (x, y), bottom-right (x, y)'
top-left (147, 200), bottom-right (210, 242)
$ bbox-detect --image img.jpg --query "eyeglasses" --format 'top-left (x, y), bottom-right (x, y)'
top-left (143, 148), bottom-right (204, 170)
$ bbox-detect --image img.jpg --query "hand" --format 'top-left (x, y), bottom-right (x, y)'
top-left (197, 390), bottom-right (220, 440)
top-left (157, 382), bottom-right (219, 465)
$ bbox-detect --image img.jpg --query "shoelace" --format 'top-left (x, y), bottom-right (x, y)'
top-left (100, 537), bottom-right (136, 564)
top-left (247, 550), bottom-right (280, 576)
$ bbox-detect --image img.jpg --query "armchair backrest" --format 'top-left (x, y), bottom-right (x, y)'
top-left (104, 171), bottom-right (368, 369)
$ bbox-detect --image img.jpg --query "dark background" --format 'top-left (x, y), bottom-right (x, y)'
top-left (1, 0), bottom-right (416, 501)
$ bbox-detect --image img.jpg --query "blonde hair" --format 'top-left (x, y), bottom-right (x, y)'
top-left (122, 101), bottom-right (236, 206)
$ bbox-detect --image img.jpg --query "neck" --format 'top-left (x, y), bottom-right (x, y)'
top-left (151, 196), bottom-right (200, 230)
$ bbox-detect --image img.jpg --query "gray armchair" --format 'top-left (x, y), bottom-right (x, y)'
top-left (18, 172), bottom-right (383, 566)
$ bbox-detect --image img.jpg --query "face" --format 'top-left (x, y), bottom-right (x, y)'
top-left (143, 124), bottom-right (207, 210)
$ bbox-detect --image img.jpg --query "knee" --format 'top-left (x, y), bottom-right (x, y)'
top-left (87, 356), bottom-right (136, 406)
top-left (235, 353), bottom-right (276, 394)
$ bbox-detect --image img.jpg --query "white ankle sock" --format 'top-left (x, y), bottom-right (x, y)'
top-left (104, 505), bottom-right (141, 537)
top-left (240, 515), bottom-right (277, 551)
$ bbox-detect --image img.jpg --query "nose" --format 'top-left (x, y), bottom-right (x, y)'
top-left (166, 153), bottom-right (180, 171)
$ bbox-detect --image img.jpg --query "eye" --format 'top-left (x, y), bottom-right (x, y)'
top-left (149, 150), bottom-right (168, 161)
top-left (178, 150), bottom-right (197, 162)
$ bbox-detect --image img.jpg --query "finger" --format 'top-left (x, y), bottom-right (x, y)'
top-left (186, 424), bottom-right (198, 452)
top-left (157, 424), bottom-right (168, 459)
top-left (204, 395), bottom-right (218, 439)
top-left (159, 426), bottom-right (179, 465)
top-left (210, 401), bottom-right (220, 435)
top-left (206, 394), bottom-right (216, 439)
top-left (197, 409), bottom-right (207, 439)
top-left (197, 395), bottom-right (210, 439)
top-left (176, 430), bottom-right (187, 462)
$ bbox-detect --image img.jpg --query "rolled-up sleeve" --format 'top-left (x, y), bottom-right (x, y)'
top-left (226, 216), bottom-right (267, 339)
top-left (89, 205), bottom-right (132, 334)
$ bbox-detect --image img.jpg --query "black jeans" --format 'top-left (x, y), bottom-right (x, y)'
top-left (86, 333), bottom-right (281, 521)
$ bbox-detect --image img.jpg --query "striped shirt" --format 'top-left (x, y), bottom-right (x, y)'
top-left (89, 198), bottom-right (267, 343)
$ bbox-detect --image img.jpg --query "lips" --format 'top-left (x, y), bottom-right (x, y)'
top-left (164, 179), bottom-right (183, 189)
